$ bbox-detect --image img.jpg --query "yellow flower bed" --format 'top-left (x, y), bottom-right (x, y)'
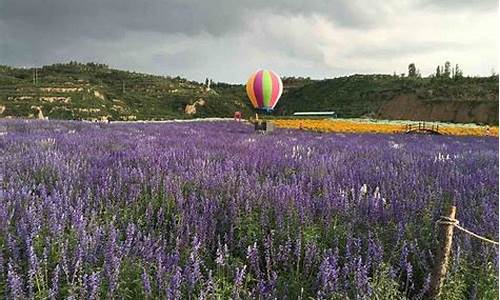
top-left (272, 119), bottom-right (499, 137)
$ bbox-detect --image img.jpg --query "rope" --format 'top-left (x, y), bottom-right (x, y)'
top-left (437, 216), bottom-right (499, 246)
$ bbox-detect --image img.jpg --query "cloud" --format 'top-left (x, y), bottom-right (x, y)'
top-left (0, 0), bottom-right (497, 82)
top-left (416, 0), bottom-right (497, 11)
top-left (0, 0), bottom-right (403, 38)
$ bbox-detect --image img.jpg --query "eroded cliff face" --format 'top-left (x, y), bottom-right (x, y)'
top-left (378, 95), bottom-right (499, 124)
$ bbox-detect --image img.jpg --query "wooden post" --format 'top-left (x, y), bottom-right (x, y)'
top-left (427, 205), bottom-right (456, 299)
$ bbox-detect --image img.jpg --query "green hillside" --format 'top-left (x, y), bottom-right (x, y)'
top-left (0, 62), bottom-right (498, 124)
top-left (0, 62), bottom-right (254, 121)
top-left (277, 74), bottom-right (499, 124)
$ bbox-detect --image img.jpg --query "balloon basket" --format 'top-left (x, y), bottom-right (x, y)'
top-left (254, 120), bottom-right (275, 134)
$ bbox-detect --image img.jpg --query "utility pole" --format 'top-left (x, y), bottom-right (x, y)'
top-left (33, 67), bottom-right (38, 85)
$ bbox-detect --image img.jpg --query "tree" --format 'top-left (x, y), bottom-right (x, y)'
top-left (454, 64), bottom-right (463, 78)
top-left (443, 61), bottom-right (451, 78)
top-left (436, 66), bottom-right (441, 78)
top-left (408, 63), bottom-right (417, 77)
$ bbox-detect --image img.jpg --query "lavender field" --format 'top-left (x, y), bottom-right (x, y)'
top-left (0, 120), bottom-right (498, 299)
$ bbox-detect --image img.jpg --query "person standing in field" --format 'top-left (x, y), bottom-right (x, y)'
top-left (234, 111), bottom-right (242, 122)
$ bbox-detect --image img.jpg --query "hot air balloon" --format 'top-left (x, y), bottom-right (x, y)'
top-left (246, 70), bottom-right (283, 112)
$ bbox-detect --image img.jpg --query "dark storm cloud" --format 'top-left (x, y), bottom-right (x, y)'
top-left (0, 0), bottom-right (396, 40)
top-left (0, 0), bottom-right (240, 39)
top-left (1, 0), bottom-right (493, 40)
top-left (0, 0), bottom-right (392, 69)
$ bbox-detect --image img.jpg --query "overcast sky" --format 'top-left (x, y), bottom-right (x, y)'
top-left (0, 0), bottom-right (498, 83)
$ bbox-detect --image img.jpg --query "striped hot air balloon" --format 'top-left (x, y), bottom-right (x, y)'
top-left (246, 70), bottom-right (283, 111)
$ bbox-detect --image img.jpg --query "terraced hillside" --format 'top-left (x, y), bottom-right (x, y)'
top-left (0, 63), bottom-right (253, 121)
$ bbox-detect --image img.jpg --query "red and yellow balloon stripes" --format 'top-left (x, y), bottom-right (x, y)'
top-left (246, 70), bottom-right (283, 111)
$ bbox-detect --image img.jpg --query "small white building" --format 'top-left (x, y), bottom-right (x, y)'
top-left (292, 111), bottom-right (337, 118)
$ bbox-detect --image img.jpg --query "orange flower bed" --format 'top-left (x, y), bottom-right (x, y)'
top-left (273, 119), bottom-right (499, 137)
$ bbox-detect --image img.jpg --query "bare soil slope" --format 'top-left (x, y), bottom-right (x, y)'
top-left (378, 95), bottom-right (498, 124)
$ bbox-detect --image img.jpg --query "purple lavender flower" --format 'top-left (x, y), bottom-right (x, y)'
top-left (246, 242), bottom-right (260, 278)
top-left (0, 119), bottom-right (497, 299)
top-left (185, 237), bottom-right (203, 292)
top-left (123, 223), bottom-right (136, 256)
top-left (399, 241), bottom-right (409, 273)
top-left (142, 267), bottom-right (152, 298)
top-left (234, 265), bottom-right (247, 287)
top-left (0, 250), bottom-right (4, 280)
top-left (256, 271), bottom-right (277, 299)
top-left (367, 232), bottom-right (383, 271)
top-left (215, 242), bottom-right (228, 267)
top-left (317, 249), bottom-right (340, 297)
top-left (104, 225), bottom-right (122, 297)
top-left (26, 243), bottom-right (38, 298)
top-left (87, 271), bottom-right (102, 300)
top-left (415, 273), bottom-right (431, 300)
top-left (48, 264), bottom-right (60, 299)
top-left (354, 257), bottom-right (371, 298)
top-left (7, 262), bottom-right (24, 299)
top-left (167, 266), bottom-right (183, 300)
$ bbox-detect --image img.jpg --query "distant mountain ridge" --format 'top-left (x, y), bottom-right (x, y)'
top-left (0, 62), bottom-right (498, 124)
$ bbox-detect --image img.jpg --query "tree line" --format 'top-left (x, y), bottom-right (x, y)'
top-left (405, 61), bottom-right (463, 79)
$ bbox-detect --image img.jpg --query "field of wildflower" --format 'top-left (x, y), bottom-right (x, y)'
top-left (273, 119), bottom-right (499, 137)
top-left (0, 119), bottom-right (498, 299)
